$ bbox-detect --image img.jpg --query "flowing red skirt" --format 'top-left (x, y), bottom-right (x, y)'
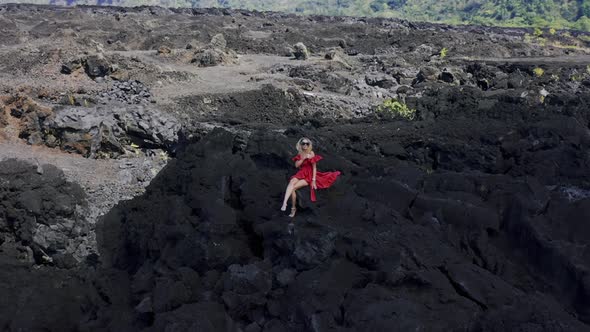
top-left (290, 170), bottom-right (341, 202)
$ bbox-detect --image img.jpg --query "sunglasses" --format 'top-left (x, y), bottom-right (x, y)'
top-left (301, 141), bottom-right (310, 146)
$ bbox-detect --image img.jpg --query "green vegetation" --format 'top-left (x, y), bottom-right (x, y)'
top-left (570, 71), bottom-right (583, 81)
top-left (377, 98), bottom-right (416, 120)
top-left (17, 0), bottom-right (590, 32)
top-left (533, 67), bottom-right (545, 77)
top-left (439, 47), bottom-right (448, 59)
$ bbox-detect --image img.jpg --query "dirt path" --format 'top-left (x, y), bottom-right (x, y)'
top-left (106, 50), bottom-right (319, 99)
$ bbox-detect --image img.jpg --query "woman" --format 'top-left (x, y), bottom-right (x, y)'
top-left (281, 137), bottom-right (341, 217)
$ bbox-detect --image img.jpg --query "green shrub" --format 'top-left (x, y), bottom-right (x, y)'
top-left (533, 27), bottom-right (543, 37)
top-left (377, 99), bottom-right (416, 120)
top-left (533, 67), bottom-right (545, 77)
top-left (575, 16), bottom-right (590, 31)
top-left (570, 72), bottom-right (582, 81)
top-left (440, 47), bottom-right (448, 59)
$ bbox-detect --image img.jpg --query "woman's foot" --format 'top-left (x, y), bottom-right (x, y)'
top-left (289, 207), bottom-right (297, 218)
top-left (281, 203), bottom-right (287, 211)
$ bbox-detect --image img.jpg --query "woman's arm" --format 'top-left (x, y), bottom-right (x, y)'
top-left (295, 154), bottom-right (305, 168)
top-left (312, 163), bottom-right (317, 189)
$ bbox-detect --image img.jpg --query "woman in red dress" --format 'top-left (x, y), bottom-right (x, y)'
top-left (280, 137), bottom-right (341, 217)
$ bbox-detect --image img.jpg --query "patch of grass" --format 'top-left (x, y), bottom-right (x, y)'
top-left (534, 27), bottom-right (543, 37)
top-left (377, 99), bottom-right (416, 120)
top-left (549, 27), bottom-right (557, 35)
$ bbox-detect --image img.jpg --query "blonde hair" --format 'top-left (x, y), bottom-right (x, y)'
top-left (296, 137), bottom-right (313, 154)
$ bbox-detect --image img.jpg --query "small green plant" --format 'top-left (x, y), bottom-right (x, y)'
top-left (586, 64), bottom-right (590, 74)
top-left (159, 150), bottom-right (169, 161)
top-left (549, 27), bottom-right (557, 35)
top-left (533, 27), bottom-right (543, 37)
top-left (533, 67), bottom-right (545, 77)
top-left (440, 47), bottom-right (448, 59)
top-left (377, 99), bottom-right (416, 120)
top-left (129, 142), bottom-right (141, 156)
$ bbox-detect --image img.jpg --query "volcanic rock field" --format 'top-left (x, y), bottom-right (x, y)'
top-left (1, 3), bottom-right (590, 331)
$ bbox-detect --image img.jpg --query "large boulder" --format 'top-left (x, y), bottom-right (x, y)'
top-left (209, 33), bottom-right (227, 50)
top-left (191, 33), bottom-right (238, 67)
top-left (41, 105), bottom-right (180, 157)
top-left (415, 66), bottom-right (441, 83)
top-left (293, 42), bottom-right (309, 60)
top-left (365, 73), bottom-right (398, 89)
top-left (83, 54), bottom-right (111, 78)
top-left (0, 159), bottom-right (90, 266)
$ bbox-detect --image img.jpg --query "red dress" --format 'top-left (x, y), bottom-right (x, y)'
top-left (290, 154), bottom-right (341, 202)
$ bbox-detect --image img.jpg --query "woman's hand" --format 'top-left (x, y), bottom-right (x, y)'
top-left (312, 179), bottom-right (317, 189)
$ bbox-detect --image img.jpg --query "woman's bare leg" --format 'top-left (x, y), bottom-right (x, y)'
top-left (291, 190), bottom-right (297, 207)
top-left (289, 180), bottom-right (308, 217)
top-left (289, 190), bottom-right (297, 217)
top-left (281, 178), bottom-right (299, 211)
top-left (293, 179), bottom-right (309, 191)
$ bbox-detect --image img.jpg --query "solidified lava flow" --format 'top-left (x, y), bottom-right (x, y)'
top-left (0, 3), bottom-right (589, 332)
